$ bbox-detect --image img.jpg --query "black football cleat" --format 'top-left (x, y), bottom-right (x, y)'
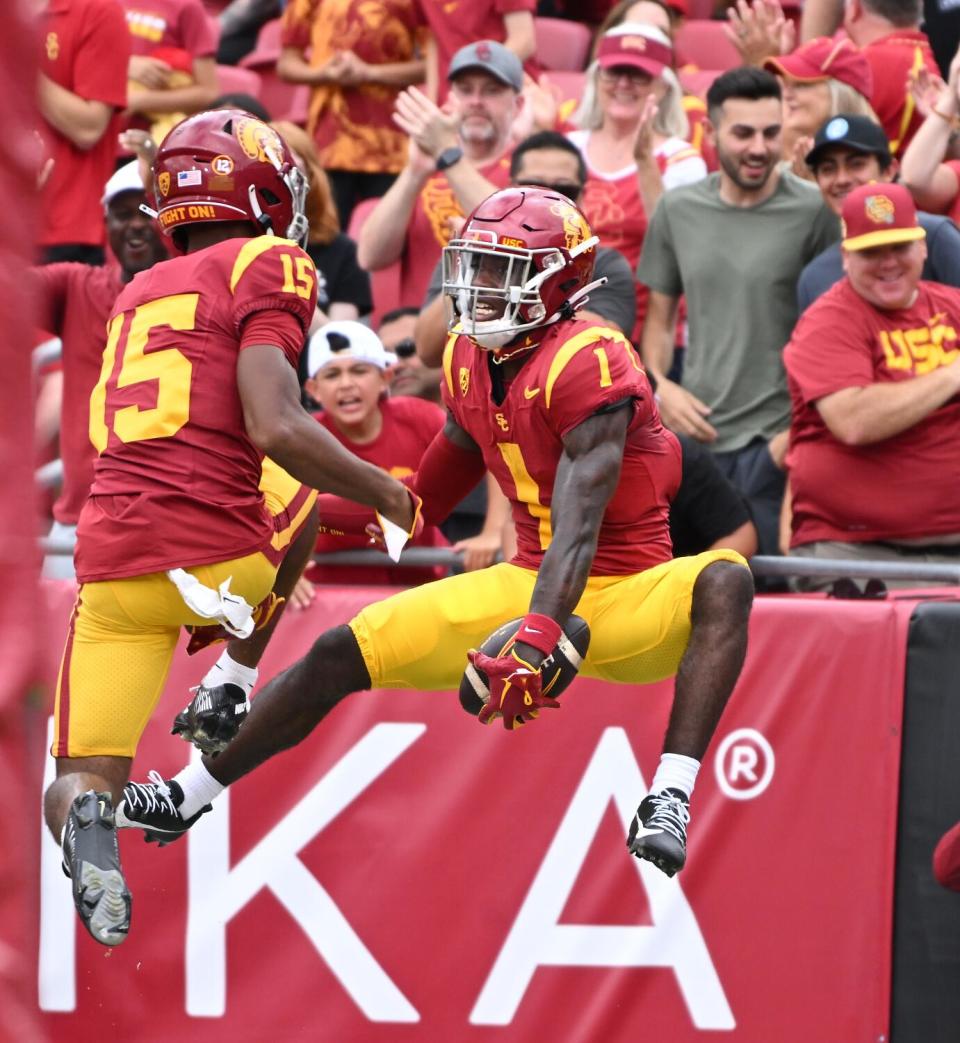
top-left (62, 790), bottom-right (131, 946)
top-left (172, 682), bottom-right (249, 755)
top-left (115, 770), bottom-right (210, 846)
top-left (626, 788), bottom-right (690, 878)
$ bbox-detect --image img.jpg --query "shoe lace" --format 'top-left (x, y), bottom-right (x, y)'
top-left (645, 791), bottom-right (690, 843)
top-left (124, 770), bottom-right (178, 817)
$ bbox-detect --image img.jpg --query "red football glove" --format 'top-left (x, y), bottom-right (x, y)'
top-left (468, 648), bottom-right (561, 730)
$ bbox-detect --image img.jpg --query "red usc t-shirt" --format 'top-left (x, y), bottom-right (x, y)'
top-left (121, 0), bottom-right (218, 56)
top-left (307, 395), bottom-right (449, 585)
top-left (32, 262), bottom-right (125, 525)
top-left (401, 153), bottom-right (512, 308)
top-left (863, 29), bottom-right (939, 156)
top-left (441, 319), bottom-right (680, 574)
top-left (39, 0), bottom-right (130, 248)
top-left (76, 235), bottom-right (318, 582)
top-left (785, 278), bottom-right (960, 546)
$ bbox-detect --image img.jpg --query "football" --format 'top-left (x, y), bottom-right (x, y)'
top-left (459, 614), bottom-right (591, 715)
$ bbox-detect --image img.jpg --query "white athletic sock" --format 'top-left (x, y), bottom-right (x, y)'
top-left (173, 761), bottom-right (225, 819)
top-left (651, 753), bottom-right (700, 799)
top-left (202, 650), bottom-right (258, 697)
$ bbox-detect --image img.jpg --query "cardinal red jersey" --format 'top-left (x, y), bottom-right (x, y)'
top-left (307, 394), bottom-right (449, 585)
top-left (76, 235), bottom-right (317, 582)
top-left (32, 261), bottom-right (124, 525)
top-left (441, 319), bottom-right (680, 574)
top-left (785, 277), bottom-right (960, 545)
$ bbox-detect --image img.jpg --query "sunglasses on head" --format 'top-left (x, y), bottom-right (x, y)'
top-left (391, 338), bottom-right (417, 359)
top-left (514, 179), bottom-right (584, 202)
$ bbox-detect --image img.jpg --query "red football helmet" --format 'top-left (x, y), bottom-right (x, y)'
top-left (442, 186), bottom-right (600, 353)
top-left (152, 109), bottom-right (308, 251)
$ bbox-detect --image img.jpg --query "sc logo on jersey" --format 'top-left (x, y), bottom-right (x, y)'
top-left (713, 728), bottom-right (775, 801)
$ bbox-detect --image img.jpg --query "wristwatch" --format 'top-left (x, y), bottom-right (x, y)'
top-left (435, 146), bottom-right (464, 173)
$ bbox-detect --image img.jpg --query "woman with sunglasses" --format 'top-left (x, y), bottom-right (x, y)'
top-left (567, 22), bottom-right (706, 342)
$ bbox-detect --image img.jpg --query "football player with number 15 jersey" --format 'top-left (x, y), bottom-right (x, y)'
top-left (45, 110), bottom-right (420, 948)
top-left (130, 186), bottom-right (755, 886)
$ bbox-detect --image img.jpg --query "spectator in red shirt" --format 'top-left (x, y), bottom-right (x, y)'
top-left (843, 0), bottom-right (938, 155)
top-left (357, 40), bottom-right (522, 309)
top-left (416, 0), bottom-right (536, 103)
top-left (121, 0), bottom-right (219, 142)
top-left (278, 0), bottom-right (426, 226)
top-left (301, 321), bottom-right (450, 587)
top-left (784, 182), bottom-right (960, 587)
top-left (37, 0), bottom-right (131, 265)
top-left (32, 160), bottom-right (168, 578)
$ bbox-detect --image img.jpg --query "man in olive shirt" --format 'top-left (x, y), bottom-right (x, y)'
top-left (638, 67), bottom-right (838, 555)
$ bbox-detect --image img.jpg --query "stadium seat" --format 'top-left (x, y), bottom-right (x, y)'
top-left (678, 67), bottom-right (722, 99)
top-left (240, 17), bottom-right (284, 66)
top-left (674, 20), bottom-right (742, 71)
top-left (216, 64), bottom-right (263, 97)
top-left (239, 18), bottom-right (311, 124)
top-left (684, 0), bottom-right (719, 18)
top-left (534, 17), bottom-right (593, 72)
top-left (347, 198), bottom-right (402, 328)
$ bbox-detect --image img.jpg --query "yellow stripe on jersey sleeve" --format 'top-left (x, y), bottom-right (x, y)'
top-left (229, 235), bottom-right (289, 294)
top-left (544, 326), bottom-right (634, 408)
top-left (442, 332), bottom-right (459, 397)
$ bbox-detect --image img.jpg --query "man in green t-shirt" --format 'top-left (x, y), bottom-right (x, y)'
top-left (638, 66), bottom-right (839, 555)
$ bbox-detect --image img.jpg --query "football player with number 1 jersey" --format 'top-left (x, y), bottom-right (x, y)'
top-left (45, 109), bottom-right (420, 948)
top-left (129, 186), bottom-right (755, 884)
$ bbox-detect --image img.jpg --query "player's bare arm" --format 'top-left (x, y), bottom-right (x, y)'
top-left (237, 344), bottom-right (415, 531)
top-left (515, 405), bottom-right (631, 668)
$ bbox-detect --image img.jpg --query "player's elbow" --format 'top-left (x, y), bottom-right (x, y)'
top-left (245, 411), bottom-right (298, 459)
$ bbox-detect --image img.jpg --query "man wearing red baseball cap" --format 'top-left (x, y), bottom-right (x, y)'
top-left (783, 181), bottom-right (960, 586)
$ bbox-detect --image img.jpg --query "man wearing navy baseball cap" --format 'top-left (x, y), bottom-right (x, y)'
top-left (798, 112), bottom-right (960, 310)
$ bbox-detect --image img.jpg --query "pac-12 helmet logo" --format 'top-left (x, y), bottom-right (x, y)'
top-left (549, 199), bottom-right (591, 252)
top-left (235, 118), bottom-right (284, 164)
top-left (157, 171), bottom-right (170, 197)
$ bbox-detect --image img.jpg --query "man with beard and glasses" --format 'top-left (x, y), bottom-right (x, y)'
top-left (357, 40), bottom-right (522, 310)
top-left (638, 66), bottom-right (838, 557)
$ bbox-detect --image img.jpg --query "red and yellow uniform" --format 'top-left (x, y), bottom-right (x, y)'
top-left (55, 235), bottom-right (318, 758)
top-left (349, 319), bottom-right (744, 691)
top-left (38, 0), bottom-right (130, 250)
top-left (401, 154), bottom-right (512, 308)
top-left (785, 278), bottom-right (960, 546)
top-left (282, 0), bottom-right (424, 175)
top-left (307, 395), bottom-right (449, 586)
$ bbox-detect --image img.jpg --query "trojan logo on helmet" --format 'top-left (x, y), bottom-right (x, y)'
top-left (441, 185), bottom-right (604, 355)
top-left (151, 108), bottom-right (309, 253)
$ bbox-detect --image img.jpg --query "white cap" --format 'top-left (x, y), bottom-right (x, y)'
top-left (306, 321), bottom-right (397, 377)
top-left (102, 160), bottom-right (145, 210)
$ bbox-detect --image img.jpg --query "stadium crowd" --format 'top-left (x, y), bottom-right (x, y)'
top-left (26, 0), bottom-right (960, 946)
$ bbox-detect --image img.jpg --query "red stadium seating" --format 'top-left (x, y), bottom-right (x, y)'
top-left (347, 197), bottom-right (402, 327)
top-left (216, 64), bottom-right (262, 98)
top-left (678, 67), bottom-right (723, 99)
top-left (534, 16), bottom-right (593, 71)
top-left (239, 17), bottom-right (310, 125)
top-left (674, 20), bottom-right (742, 71)
top-left (684, 0), bottom-right (720, 18)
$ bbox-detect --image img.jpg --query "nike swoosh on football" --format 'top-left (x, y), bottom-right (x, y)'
top-left (523, 386), bottom-right (541, 399)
